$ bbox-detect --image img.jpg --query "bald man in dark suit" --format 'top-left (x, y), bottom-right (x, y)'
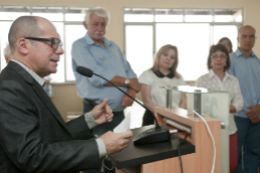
top-left (0, 16), bottom-right (132, 173)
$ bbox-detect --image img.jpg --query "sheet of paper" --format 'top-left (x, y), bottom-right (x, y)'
top-left (113, 112), bottom-right (131, 133)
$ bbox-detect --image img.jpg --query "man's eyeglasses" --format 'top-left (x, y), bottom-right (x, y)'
top-left (211, 54), bottom-right (227, 59)
top-left (24, 37), bottom-right (62, 50)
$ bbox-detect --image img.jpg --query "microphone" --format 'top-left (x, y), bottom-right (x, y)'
top-left (76, 66), bottom-right (170, 145)
top-left (76, 66), bottom-right (160, 126)
top-left (76, 66), bottom-right (94, 77)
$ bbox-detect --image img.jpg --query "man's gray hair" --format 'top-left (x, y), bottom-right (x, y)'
top-left (3, 43), bottom-right (11, 57)
top-left (84, 6), bottom-right (110, 25)
top-left (8, 16), bottom-right (43, 53)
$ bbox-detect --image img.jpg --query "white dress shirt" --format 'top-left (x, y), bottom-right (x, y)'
top-left (139, 69), bottom-right (186, 108)
top-left (196, 69), bottom-right (244, 135)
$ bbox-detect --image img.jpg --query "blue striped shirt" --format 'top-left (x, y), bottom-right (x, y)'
top-left (72, 34), bottom-right (137, 111)
top-left (228, 49), bottom-right (260, 118)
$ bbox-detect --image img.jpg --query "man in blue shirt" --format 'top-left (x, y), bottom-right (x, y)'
top-left (72, 7), bottom-right (141, 173)
top-left (228, 25), bottom-right (260, 173)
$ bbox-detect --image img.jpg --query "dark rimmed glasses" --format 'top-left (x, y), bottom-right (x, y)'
top-left (24, 37), bottom-right (62, 50)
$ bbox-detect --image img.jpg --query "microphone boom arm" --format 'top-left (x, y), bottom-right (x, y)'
top-left (76, 66), bottom-right (170, 144)
top-left (93, 73), bottom-right (160, 128)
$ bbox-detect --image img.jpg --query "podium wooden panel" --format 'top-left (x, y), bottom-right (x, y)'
top-left (141, 107), bottom-right (221, 173)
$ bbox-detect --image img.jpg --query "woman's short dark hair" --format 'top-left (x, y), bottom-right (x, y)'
top-left (218, 37), bottom-right (233, 53)
top-left (207, 44), bottom-right (231, 71)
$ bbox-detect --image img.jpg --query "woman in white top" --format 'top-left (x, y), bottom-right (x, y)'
top-left (139, 44), bottom-right (186, 126)
top-left (196, 44), bottom-right (243, 173)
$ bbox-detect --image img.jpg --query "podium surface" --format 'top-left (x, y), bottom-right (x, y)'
top-left (110, 125), bottom-right (195, 169)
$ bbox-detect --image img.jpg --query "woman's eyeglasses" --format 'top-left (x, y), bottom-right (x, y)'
top-left (211, 54), bottom-right (227, 59)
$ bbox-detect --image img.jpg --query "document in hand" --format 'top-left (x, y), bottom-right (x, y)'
top-left (113, 112), bottom-right (131, 133)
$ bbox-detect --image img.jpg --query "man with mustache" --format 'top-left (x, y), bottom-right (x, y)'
top-left (72, 6), bottom-right (141, 173)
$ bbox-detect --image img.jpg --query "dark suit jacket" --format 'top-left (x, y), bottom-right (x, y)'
top-left (0, 61), bottom-right (100, 173)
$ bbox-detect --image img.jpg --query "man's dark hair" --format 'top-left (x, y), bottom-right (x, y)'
top-left (8, 16), bottom-right (43, 53)
top-left (218, 37), bottom-right (233, 53)
top-left (207, 44), bottom-right (231, 71)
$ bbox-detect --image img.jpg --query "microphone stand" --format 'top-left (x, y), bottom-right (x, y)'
top-left (94, 73), bottom-right (160, 129)
top-left (93, 73), bottom-right (170, 145)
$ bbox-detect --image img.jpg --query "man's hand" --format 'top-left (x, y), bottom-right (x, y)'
top-left (91, 99), bottom-right (113, 124)
top-left (129, 79), bottom-right (141, 92)
top-left (121, 88), bottom-right (136, 108)
top-left (246, 105), bottom-right (260, 124)
top-left (100, 131), bottom-right (133, 155)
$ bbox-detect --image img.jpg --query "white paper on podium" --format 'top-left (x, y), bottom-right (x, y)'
top-left (113, 112), bottom-right (131, 133)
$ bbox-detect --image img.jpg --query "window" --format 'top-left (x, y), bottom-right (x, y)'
top-left (65, 25), bottom-right (86, 81)
top-left (124, 8), bottom-right (153, 22)
top-left (156, 23), bottom-right (210, 80)
top-left (155, 9), bottom-right (183, 22)
top-left (214, 9), bottom-right (242, 22)
top-left (125, 25), bottom-right (153, 77)
top-left (124, 8), bottom-right (243, 81)
top-left (185, 9), bottom-right (213, 22)
top-left (0, 21), bottom-right (12, 71)
top-left (0, 6), bottom-right (88, 83)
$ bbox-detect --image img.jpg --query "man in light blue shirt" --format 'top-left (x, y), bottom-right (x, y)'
top-left (72, 7), bottom-right (141, 173)
top-left (228, 25), bottom-right (260, 173)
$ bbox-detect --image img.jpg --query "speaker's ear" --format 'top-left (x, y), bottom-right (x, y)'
top-left (17, 38), bottom-right (30, 55)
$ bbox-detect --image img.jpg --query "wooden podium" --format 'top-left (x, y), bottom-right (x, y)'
top-left (115, 106), bottom-right (221, 173)
top-left (141, 106), bottom-right (221, 173)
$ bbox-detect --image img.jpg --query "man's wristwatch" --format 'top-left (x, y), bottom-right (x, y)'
top-left (125, 78), bottom-right (130, 85)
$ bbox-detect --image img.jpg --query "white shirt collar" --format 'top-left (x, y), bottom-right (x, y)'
top-left (11, 59), bottom-right (45, 86)
top-left (208, 69), bottom-right (216, 79)
top-left (208, 69), bottom-right (232, 82)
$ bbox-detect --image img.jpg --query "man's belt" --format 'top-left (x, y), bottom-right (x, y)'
top-left (83, 99), bottom-right (97, 107)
